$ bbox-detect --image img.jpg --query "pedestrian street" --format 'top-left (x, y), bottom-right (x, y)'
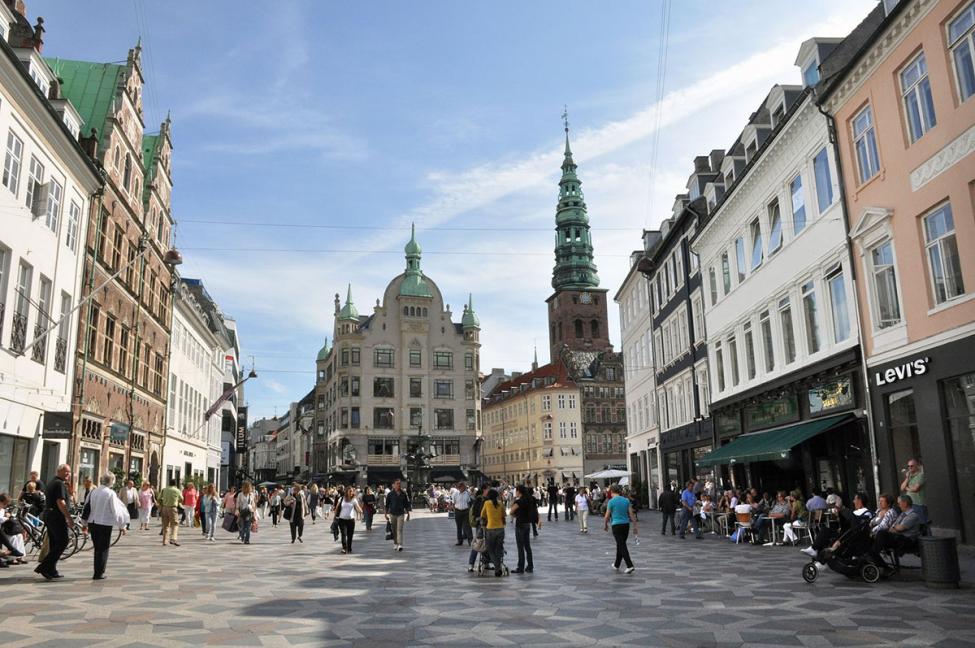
top-left (2, 507), bottom-right (974, 648)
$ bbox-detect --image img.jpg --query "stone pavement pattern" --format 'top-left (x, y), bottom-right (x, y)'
top-left (2, 508), bottom-right (974, 648)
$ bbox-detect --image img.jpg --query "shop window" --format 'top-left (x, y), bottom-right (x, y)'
top-left (886, 389), bottom-right (920, 476)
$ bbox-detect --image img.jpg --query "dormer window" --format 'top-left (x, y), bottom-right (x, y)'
top-left (772, 104), bottom-right (786, 128)
top-left (803, 60), bottom-right (820, 87)
top-left (28, 65), bottom-right (49, 97)
top-left (745, 140), bottom-right (757, 163)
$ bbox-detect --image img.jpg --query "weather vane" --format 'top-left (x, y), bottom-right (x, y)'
top-left (562, 105), bottom-right (569, 133)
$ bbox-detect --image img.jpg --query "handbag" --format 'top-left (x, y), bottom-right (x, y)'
top-left (471, 528), bottom-right (487, 553)
top-left (283, 505), bottom-right (293, 521)
top-left (222, 513), bottom-right (238, 533)
top-left (251, 519), bottom-right (259, 533)
top-left (384, 520), bottom-right (394, 541)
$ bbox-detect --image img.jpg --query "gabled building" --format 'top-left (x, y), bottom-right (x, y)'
top-left (49, 43), bottom-right (178, 490)
top-left (0, 4), bottom-right (102, 494)
top-left (314, 228), bottom-right (482, 486)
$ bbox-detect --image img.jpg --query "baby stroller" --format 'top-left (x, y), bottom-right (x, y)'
top-left (801, 518), bottom-right (880, 584)
top-left (472, 528), bottom-right (510, 577)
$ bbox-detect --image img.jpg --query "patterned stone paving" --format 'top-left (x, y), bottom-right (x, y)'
top-left (2, 508), bottom-right (974, 647)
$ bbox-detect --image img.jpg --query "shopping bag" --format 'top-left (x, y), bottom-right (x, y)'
top-left (283, 505), bottom-right (293, 521)
top-left (37, 532), bottom-right (50, 563)
top-left (384, 520), bottom-right (394, 541)
top-left (222, 513), bottom-right (238, 533)
top-left (251, 519), bottom-right (259, 533)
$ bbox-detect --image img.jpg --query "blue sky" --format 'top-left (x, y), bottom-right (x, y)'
top-left (37, 0), bottom-right (875, 420)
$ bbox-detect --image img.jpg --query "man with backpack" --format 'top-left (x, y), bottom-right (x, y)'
top-left (563, 482), bottom-right (577, 521)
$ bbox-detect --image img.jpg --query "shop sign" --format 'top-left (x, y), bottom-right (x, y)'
top-left (42, 411), bottom-right (72, 439)
top-left (220, 442), bottom-right (230, 465)
top-left (236, 406), bottom-right (248, 453)
top-left (715, 413), bottom-right (741, 437)
top-left (809, 378), bottom-right (854, 414)
top-left (746, 394), bottom-right (798, 431)
top-left (874, 357), bottom-right (929, 386)
top-left (110, 422), bottom-right (130, 444)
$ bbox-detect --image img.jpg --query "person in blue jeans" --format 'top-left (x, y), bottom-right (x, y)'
top-left (603, 484), bottom-right (636, 574)
top-left (678, 480), bottom-right (702, 539)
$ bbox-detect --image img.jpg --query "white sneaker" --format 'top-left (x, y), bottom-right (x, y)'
top-left (397, 546), bottom-right (404, 552)
top-left (624, 567), bottom-right (635, 574)
top-left (815, 561), bottom-right (827, 570)
top-left (801, 546), bottom-right (817, 557)
top-left (393, 544), bottom-right (399, 550)
top-left (611, 563), bottom-right (619, 571)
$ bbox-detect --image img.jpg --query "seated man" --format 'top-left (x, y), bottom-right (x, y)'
top-left (754, 491), bottom-right (791, 543)
top-left (869, 495), bottom-right (920, 571)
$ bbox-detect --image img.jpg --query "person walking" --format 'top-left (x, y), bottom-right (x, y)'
top-left (546, 482), bottom-right (559, 521)
top-left (336, 486), bottom-right (362, 554)
top-left (181, 482), bottom-right (198, 528)
top-left (158, 479), bottom-right (183, 547)
top-left (119, 480), bottom-right (138, 530)
top-left (604, 484), bottom-right (636, 574)
top-left (658, 484), bottom-right (678, 536)
top-left (563, 483), bottom-right (577, 521)
top-left (361, 487), bottom-right (377, 531)
top-left (677, 480), bottom-right (702, 540)
top-left (236, 482), bottom-right (257, 545)
top-left (82, 473), bottom-right (130, 580)
top-left (202, 484), bottom-right (220, 541)
top-left (308, 484), bottom-right (320, 525)
top-left (285, 483), bottom-right (308, 543)
top-left (508, 484), bottom-right (539, 574)
top-left (451, 482), bottom-right (473, 546)
top-left (480, 488), bottom-right (506, 577)
top-left (269, 487), bottom-right (282, 527)
top-left (384, 478), bottom-right (411, 552)
top-left (575, 487), bottom-right (592, 533)
top-left (35, 465), bottom-right (73, 579)
top-left (136, 482), bottom-right (155, 531)
top-left (467, 483), bottom-right (489, 572)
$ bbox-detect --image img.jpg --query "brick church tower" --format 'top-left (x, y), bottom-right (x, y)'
top-left (546, 120), bottom-right (612, 363)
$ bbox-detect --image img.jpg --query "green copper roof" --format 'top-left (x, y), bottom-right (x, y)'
top-left (45, 58), bottom-right (125, 150)
top-left (142, 134), bottom-right (159, 174)
top-left (316, 338), bottom-right (331, 361)
top-left (552, 127), bottom-right (599, 291)
top-left (338, 285), bottom-right (359, 321)
top-left (461, 293), bottom-right (480, 329)
top-left (400, 223), bottom-right (432, 298)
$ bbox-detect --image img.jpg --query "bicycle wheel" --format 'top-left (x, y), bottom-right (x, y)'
top-left (62, 525), bottom-right (81, 559)
top-left (111, 527), bottom-right (124, 547)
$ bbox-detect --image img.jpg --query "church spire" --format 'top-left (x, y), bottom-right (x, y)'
top-left (551, 110), bottom-right (599, 291)
top-left (400, 222), bottom-right (432, 297)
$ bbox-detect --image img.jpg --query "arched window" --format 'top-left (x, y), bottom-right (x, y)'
top-left (591, 319), bottom-right (600, 338)
top-left (113, 146), bottom-right (120, 169)
top-left (422, 308), bottom-right (428, 317)
top-left (557, 322), bottom-right (563, 340)
top-left (574, 319), bottom-right (583, 338)
top-left (123, 154), bottom-right (132, 191)
top-left (403, 306), bottom-right (409, 316)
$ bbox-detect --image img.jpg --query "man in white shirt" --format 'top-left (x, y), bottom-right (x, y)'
top-left (83, 473), bottom-right (130, 580)
top-left (451, 482), bottom-right (473, 546)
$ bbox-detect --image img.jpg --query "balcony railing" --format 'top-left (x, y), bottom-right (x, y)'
top-left (367, 454), bottom-right (401, 466)
top-left (30, 323), bottom-right (46, 363)
top-left (429, 454), bottom-right (461, 465)
top-left (10, 311), bottom-right (27, 353)
top-left (54, 336), bottom-right (67, 373)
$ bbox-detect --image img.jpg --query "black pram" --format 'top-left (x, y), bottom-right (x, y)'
top-left (802, 517), bottom-right (879, 583)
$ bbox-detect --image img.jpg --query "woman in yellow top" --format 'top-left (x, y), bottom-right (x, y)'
top-left (479, 489), bottom-right (506, 576)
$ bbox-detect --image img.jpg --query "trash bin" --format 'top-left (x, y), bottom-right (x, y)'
top-left (919, 536), bottom-right (960, 589)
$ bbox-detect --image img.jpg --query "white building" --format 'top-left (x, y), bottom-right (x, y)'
top-left (0, 6), bottom-right (102, 494)
top-left (162, 279), bottom-right (227, 487)
top-left (614, 242), bottom-right (660, 506)
top-left (691, 40), bottom-right (870, 496)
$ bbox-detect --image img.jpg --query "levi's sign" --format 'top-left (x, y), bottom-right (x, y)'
top-left (874, 357), bottom-right (929, 386)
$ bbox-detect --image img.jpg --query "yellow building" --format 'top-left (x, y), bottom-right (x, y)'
top-left (481, 362), bottom-right (584, 486)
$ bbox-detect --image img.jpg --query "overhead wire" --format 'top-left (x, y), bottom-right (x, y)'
top-left (645, 0), bottom-right (672, 228)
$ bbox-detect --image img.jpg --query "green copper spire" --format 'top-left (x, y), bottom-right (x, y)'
top-left (316, 337), bottom-right (331, 361)
top-left (552, 112), bottom-right (599, 291)
top-left (338, 284), bottom-right (359, 321)
top-left (400, 223), bottom-right (433, 298)
top-left (462, 293), bottom-right (480, 329)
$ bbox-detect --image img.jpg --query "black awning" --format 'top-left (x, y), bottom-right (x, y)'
top-left (367, 467), bottom-right (404, 484)
top-left (429, 466), bottom-right (466, 483)
top-left (326, 470), bottom-right (359, 484)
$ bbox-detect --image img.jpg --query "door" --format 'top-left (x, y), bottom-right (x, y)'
top-left (943, 373), bottom-right (975, 543)
top-left (40, 441), bottom-right (59, 484)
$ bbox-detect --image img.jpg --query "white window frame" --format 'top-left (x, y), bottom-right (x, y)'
top-left (790, 173), bottom-right (806, 235)
top-left (867, 238), bottom-right (902, 329)
top-left (3, 130), bottom-right (23, 196)
top-left (852, 105), bottom-right (880, 184)
top-left (65, 200), bottom-right (81, 252)
top-left (923, 203), bottom-right (965, 304)
top-left (801, 279), bottom-right (821, 355)
top-left (767, 199), bottom-right (783, 255)
top-left (45, 177), bottom-right (63, 234)
top-left (749, 218), bottom-right (763, 271)
top-left (900, 51), bottom-right (936, 143)
top-left (25, 155), bottom-right (44, 212)
top-left (948, 1), bottom-right (975, 102)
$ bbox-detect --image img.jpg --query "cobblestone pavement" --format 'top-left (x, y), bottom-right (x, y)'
top-left (2, 507), bottom-right (974, 648)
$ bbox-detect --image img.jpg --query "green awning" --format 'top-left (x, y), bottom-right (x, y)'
top-left (696, 413), bottom-right (855, 467)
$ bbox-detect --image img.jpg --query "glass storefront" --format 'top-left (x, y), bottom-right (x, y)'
top-left (129, 456), bottom-right (144, 478)
top-left (943, 373), bottom-right (975, 543)
top-left (78, 448), bottom-right (100, 488)
top-left (0, 434), bottom-right (31, 496)
top-left (886, 389), bottom-right (920, 473)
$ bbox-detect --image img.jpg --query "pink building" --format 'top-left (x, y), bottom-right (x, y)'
top-left (819, 0), bottom-right (975, 541)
